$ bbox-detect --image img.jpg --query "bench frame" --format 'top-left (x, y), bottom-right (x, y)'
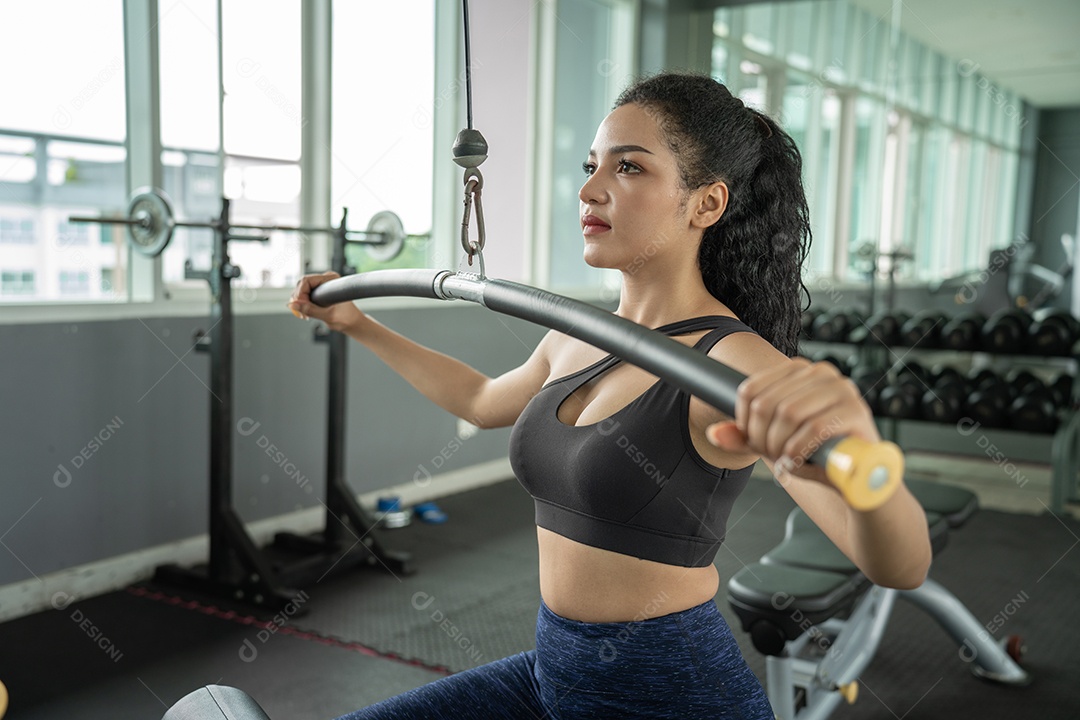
top-left (762, 577), bottom-right (1029, 720)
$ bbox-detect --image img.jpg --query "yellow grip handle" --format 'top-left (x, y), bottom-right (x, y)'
top-left (824, 437), bottom-right (904, 511)
top-left (0, 679), bottom-right (8, 719)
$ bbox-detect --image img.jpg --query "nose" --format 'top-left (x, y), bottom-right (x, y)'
top-left (579, 167), bottom-right (607, 206)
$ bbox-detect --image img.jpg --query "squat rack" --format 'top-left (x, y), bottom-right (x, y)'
top-left (71, 192), bottom-right (416, 610)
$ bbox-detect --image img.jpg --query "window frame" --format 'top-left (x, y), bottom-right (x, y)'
top-left (708, 0), bottom-right (1025, 288)
top-left (1, 0), bottom-right (453, 323)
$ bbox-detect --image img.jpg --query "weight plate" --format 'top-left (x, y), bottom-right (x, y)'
top-left (127, 187), bottom-right (176, 257)
top-left (364, 210), bottom-right (406, 262)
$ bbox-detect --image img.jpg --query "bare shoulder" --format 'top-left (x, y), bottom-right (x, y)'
top-left (535, 328), bottom-right (608, 379)
top-left (685, 323), bottom-right (795, 469)
top-left (704, 325), bottom-right (792, 377)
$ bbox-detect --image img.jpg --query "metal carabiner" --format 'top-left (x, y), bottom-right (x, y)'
top-left (460, 167), bottom-right (486, 265)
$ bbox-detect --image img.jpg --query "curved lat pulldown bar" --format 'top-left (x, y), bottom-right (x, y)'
top-left (311, 269), bottom-right (904, 511)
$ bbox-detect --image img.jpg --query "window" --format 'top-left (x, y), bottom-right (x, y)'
top-left (544, 0), bottom-right (637, 292)
top-left (0, 1), bottom-right (128, 303)
top-left (0, 218), bottom-right (35, 244)
top-left (712, 0), bottom-right (1023, 283)
top-left (160, 0), bottom-right (305, 291)
top-left (330, 0), bottom-right (436, 274)
top-left (0, 271), bottom-right (35, 296)
top-left (59, 270), bottom-right (91, 295)
top-left (0, 3), bottom-right (126, 141)
top-left (56, 220), bottom-right (91, 246)
top-left (0, 135), bottom-right (36, 184)
top-left (848, 97), bottom-right (886, 276)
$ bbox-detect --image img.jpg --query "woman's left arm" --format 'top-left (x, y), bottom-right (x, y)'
top-left (696, 334), bottom-right (932, 589)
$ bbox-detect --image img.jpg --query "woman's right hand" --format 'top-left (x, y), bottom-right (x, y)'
top-left (287, 271), bottom-right (367, 333)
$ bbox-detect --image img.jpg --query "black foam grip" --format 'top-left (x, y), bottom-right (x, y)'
top-left (481, 279), bottom-right (745, 416)
top-left (311, 270), bottom-right (745, 416)
top-left (310, 268), bottom-right (444, 306)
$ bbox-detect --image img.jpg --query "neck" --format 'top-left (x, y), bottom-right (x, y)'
top-left (614, 252), bottom-right (724, 328)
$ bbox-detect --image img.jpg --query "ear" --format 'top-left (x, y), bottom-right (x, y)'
top-left (689, 181), bottom-right (728, 229)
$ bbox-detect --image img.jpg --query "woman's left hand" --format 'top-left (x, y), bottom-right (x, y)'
top-left (705, 358), bottom-right (879, 485)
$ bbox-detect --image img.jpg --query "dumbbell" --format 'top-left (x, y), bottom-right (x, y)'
top-left (1050, 372), bottom-right (1075, 409)
top-left (879, 383), bottom-right (922, 419)
top-left (940, 311), bottom-right (986, 351)
top-left (900, 310), bottom-right (947, 348)
top-left (894, 359), bottom-right (930, 389)
top-left (1006, 377), bottom-right (1058, 434)
top-left (850, 364), bottom-right (886, 414)
top-left (1005, 368), bottom-right (1043, 395)
top-left (811, 308), bottom-right (862, 343)
top-left (965, 369), bottom-right (1014, 428)
top-left (920, 365), bottom-right (968, 423)
top-left (849, 311), bottom-right (910, 346)
top-left (879, 361), bottom-right (929, 419)
top-left (1029, 308), bottom-right (1080, 356)
top-left (930, 364), bottom-right (967, 390)
top-left (982, 308), bottom-right (1033, 354)
top-left (1001, 368), bottom-right (1060, 434)
top-left (967, 367), bottom-right (999, 391)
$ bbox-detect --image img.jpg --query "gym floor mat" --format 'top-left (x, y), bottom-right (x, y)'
top-left (1, 476), bottom-right (1076, 719)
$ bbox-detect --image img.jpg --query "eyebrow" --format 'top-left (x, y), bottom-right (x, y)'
top-left (587, 144), bottom-right (654, 157)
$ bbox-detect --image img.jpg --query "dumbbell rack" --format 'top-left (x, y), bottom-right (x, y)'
top-left (802, 314), bottom-right (1080, 514)
top-left (153, 198), bottom-right (411, 611)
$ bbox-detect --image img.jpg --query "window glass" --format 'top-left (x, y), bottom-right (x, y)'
top-left (0, 2), bottom-right (126, 141)
top-left (331, 0), bottom-right (436, 274)
top-left (848, 97), bottom-right (885, 276)
top-left (710, 0), bottom-right (1025, 284)
top-left (159, 0), bottom-right (220, 152)
top-left (0, 2), bottom-right (127, 303)
top-left (547, 0), bottom-right (621, 291)
top-left (742, 5), bottom-right (775, 56)
top-left (161, 0), bottom-right (305, 290)
top-left (784, 2), bottom-right (815, 71)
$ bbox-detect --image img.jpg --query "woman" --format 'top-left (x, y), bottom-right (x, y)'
top-left (289, 72), bottom-right (932, 719)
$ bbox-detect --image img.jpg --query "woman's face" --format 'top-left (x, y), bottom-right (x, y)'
top-left (578, 102), bottom-right (696, 272)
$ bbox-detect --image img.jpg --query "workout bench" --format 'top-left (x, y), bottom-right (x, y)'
top-left (726, 478), bottom-right (1030, 720)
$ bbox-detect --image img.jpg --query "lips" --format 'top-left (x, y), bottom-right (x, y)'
top-left (581, 214), bottom-right (611, 234)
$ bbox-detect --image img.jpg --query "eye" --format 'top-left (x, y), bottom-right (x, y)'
top-left (617, 159), bottom-right (641, 174)
top-left (581, 161), bottom-right (596, 176)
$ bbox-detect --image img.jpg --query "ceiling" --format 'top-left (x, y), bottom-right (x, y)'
top-left (846, 0), bottom-right (1080, 108)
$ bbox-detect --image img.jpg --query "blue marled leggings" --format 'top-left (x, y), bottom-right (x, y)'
top-left (336, 598), bottom-right (773, 720)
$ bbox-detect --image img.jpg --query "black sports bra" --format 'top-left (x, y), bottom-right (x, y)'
top-left (508, 316), bottom-right (758, 568)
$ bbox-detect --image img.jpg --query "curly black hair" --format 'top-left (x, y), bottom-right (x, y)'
top-left (614, 72), bottom-right (811, 357)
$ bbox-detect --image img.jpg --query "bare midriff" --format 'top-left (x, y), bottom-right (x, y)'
top-left (536, 526), bottom-right (720, 623)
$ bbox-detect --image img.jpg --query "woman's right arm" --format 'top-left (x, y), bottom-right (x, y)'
top-left (288, 272), bottom-right (553, 429)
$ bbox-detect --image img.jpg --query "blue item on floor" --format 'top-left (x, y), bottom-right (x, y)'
top-left (414, 501), bottom-right (448, 524)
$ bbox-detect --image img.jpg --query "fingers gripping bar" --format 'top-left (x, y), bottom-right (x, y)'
top-left (310, 270), bottom-right (902, 510)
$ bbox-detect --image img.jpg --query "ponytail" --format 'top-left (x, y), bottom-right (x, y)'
top-left (615, 74), bottom-right (811, 357)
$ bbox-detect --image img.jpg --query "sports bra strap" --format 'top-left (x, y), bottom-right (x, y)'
top-left (574, 315), bottom-right (755, 384)
top-left (691, 316), bottom-right (757, 352)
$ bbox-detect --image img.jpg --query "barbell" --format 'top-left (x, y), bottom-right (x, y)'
top-left (69, 187), bottom-right (414, 260)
